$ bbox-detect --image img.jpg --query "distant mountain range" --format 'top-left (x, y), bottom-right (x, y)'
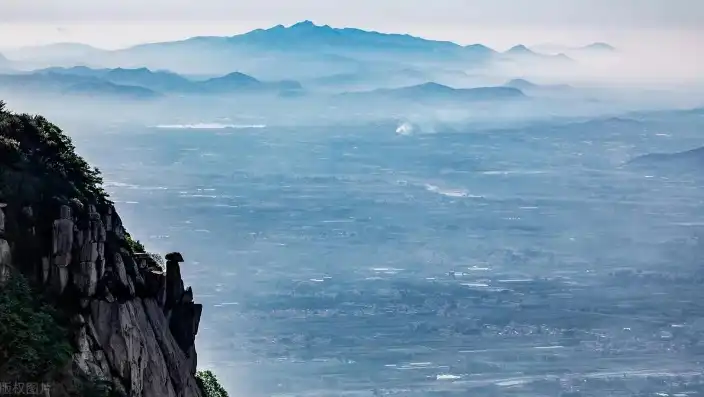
top-left (504, 45), bottom-right (570, 60)
top-left (0, 65), bottom-right (530, 103)
top-left (583, 42), bottom-right (616, 51)
top-left (0, 66), bottom-right (302, 98)
top-left (340, 82), bottom-right (526, 103)
top-left (2, 21), bottom-right (580, 79)
top-left (504, 78), bottom-right (572, 92)
top-left (63, 80), bottom-right (160, 99)
top-left (531, 42), bottom-right (617, 56)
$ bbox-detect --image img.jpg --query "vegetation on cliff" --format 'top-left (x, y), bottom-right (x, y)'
top-left (0, 100), bottom-right (108, 204)
top-left (0, 273), bottom-right (72, 381)
top-left (196, 371), bottom-right (229, 397)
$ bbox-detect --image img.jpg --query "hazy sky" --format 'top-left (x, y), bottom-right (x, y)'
top-left (1, 0), bottom-right (703, 50)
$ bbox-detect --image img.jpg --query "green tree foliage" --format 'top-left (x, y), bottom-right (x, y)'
top-left (0, 273), bottom-right (72, 381)
top-left (125, 233), bottom-right (146, 253)
top-left (0, 100), bottom-right (109, 204)
top-left (196, 370), bottom-right (229, 397)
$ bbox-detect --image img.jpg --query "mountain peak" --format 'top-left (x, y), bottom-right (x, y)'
top-left (584, 42), bottom-right (616, 51)
top-left (464, 44), bottom-right (496, 54)
top-left (220, 71), bottom-right (258, 80)
top-left (112, 67), bottom-right (151, 73)
top-left (291, 20), bottom-right (318, 29)
top-left (505, 78), bottom-right (536, 89)
top-left (506, 45), bottom-right (533, 54)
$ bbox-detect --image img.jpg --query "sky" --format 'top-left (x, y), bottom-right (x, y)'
top-left (0, 0), bottom-right (703, 51)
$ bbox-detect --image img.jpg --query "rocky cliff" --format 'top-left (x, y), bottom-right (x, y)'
top-left (0, 102), bottom-right (204, 396)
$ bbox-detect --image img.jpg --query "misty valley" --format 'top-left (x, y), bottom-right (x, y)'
top-left (1, 20), bottom-right (704, 397)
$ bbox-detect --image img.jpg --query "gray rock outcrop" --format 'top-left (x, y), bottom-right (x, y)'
top-left (0, 200), bottom-right (203, 397)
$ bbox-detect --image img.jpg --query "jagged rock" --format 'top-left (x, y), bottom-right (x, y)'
top-left (157, 280), bottom-right (167, 307)
top-left (135, 253), bottom-right (163, 271)
top-left (170, 303), bottom-right (202, 358)
top-left (51, 205), bottom-right (74, 294)
top-left (91, 299), bottom-right (181, 397)
top-left (96, 257), bottom-right (105, 283)
top-left (165, 252), bottom-right (184, 263)
top-left (185, 345), bottom-right (197, 375)
top-left (113, 213), bottom-right (126, 240)
top-left (143, 299), bottom-right (203, 396)
top-left (53, 205), bottom-right (74, 267)
top-left (0, 188), bottom-right (202, 396)
top-left (122, 249), bottom-right (145, 289)
top-left (0, 238), bottom-right (11, 284)
top-left (1, 108), bottom-right (206, 397)
top-left (121, 249), bottom-right (137, 276)
top-left (0, 204), bottom-right (6, 236)
top-left (73, 260), bottom-right (98, 297)
top-left (182, 287), bottom-right (194, 304)
top-left (104, 206), bottom-right (113, 232)
top-left (41, 257), bottom-right (50, 284)
top-left (77, 206), bottom-right (105, 274)
top-left (78, 239), bottom-right (99, 268)
top-left (142, 268), bottom-right (165, 298)
top-left (113, 252), bottom-right (135, 297)
top-left (52, 266), bottom-right (70, 295)
top-left (127, 277), bottom-right (135, 298)
top-left (165, 259), bottom-right (184, 313)
top-left (71, 314), bottom-right (86, 327)
top-left (79, 298), bottom-right (90, 309)
top-left (0, 205), bottom-right (9, 283)
top-left (73, 321), bottom-right (111, 382)
top-left (136, 257), bottom-right (147, 270)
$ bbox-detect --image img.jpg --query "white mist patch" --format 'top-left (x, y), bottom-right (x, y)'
top-left (424, 184), bottom-right (482, 198)
top-left (395, 122), bottom-right (415, 136)
top-left (437, 374), bottom-right (463, 381)
top-left (154, 123), bottom-right (267, 129)
top-left (481, 170), bottom-right (548, 176)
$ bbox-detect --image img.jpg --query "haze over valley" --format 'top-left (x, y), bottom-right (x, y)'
top-left (1, 4), bottom-right (704, 395)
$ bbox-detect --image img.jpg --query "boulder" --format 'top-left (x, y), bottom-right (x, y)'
top-left (165, 252), bottom-right (184, 263)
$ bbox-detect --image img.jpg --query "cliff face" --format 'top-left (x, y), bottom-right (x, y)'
top-left (0, 103), bottom-right (203, 397)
